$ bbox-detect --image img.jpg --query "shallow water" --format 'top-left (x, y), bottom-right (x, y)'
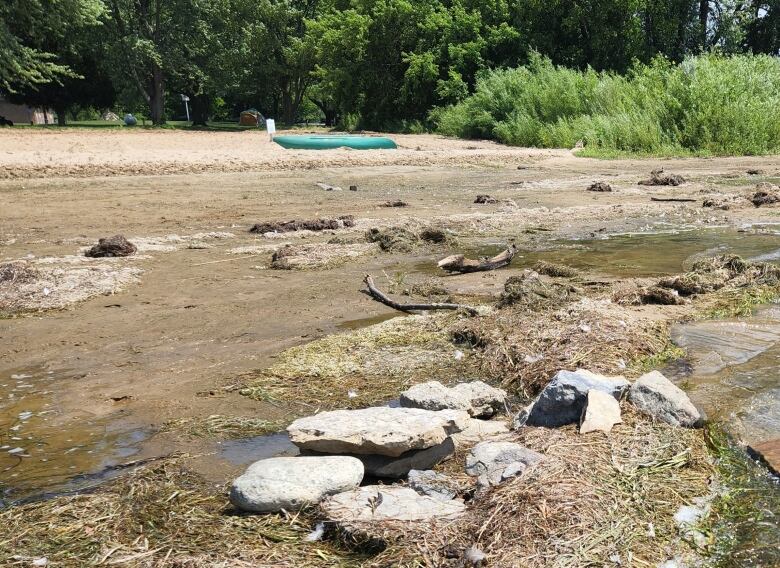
top-left (519, 228), bottom-right (780, 277)
top-left (0, 366), bottom-right (147, 506)
top-left (421, 228), bottom-right (780, 278)
top-left (218, 432), bottom-right (299, 466)
top-left (670, 306), bottom-right (780, 447)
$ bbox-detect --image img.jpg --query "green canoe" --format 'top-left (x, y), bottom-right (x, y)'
top-left (273, 134), bottom-right (397, 150)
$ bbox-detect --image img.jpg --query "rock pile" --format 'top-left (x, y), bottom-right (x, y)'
top-left (229, 370), bottom-right (703, 552)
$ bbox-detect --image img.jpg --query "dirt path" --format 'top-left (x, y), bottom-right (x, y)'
top-left (1, 129), bottom-right (779, 497)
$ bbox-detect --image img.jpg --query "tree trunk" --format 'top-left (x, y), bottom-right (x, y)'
top-left (191, 93), bottom-right (210, 126)
top-left (55, 104), bottom-right (67, 126)
top-left (699, 0), bottom-right (709, 48)
top-left (150, 65), bottom-right (165, 125)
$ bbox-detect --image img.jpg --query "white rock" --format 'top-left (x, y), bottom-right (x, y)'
top-left (465, 441), bottom-right (543, 486)
top-left (400, 380), bottom-right (507, 417)
top-left (579, 389), bottom-right (622, 434)
top-left (287, 407), bottom-right (469, 457)
top-left (229, 456), bottom-right (363, 513)
top-left (321, 485), bottom-right (465, 525)
top-left (629, 371), bottom-right (701, 427)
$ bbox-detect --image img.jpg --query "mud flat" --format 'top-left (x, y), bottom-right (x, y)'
top-left (1, 129), bottom-right (780, 565)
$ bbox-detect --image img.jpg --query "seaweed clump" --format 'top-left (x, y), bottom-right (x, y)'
top-left (366, 226), bottom-right (449, 252)
top-left (85, 235), bottom-right (137, 258)
top-left (531, 261), bottom-right (579, 278)
top-left (638, 169), bottom-right (685, 186)
top-left (750, 182), bottom-right (780, 207)
top-left (250, 216), bottom-right (355, 234)
top-left (499, 271), bottom-right (579, 309)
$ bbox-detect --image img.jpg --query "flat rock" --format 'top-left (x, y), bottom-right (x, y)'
top-left (287, 407), bottom-right (469, 457)
top-left (465, 441), bottom-right (543, 486)
top-left (579, 389), bottom-right (622, 434)
top-left (408, 469), bottom-right (459, 501)
top-left (629, 371), bottom-right (701, 427)
top-left (230, 456), bottom-right (363, 513)
top-left (351, 438), bottom-right (455, 478)
top-left (400, 380), bottom-right (506, 417)
top-left (748, 438), bottom-right (780, 476)
top-left (515, 369), bottom-right (629, 428)
top-left (321, 485), bottom-right (465, 525)
top-left (452, 418), bottom-right (511, 448)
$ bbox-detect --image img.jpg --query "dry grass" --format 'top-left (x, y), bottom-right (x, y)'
top-left (0, 258), bottom-right (142, 314)
top-left (271, 242), bottom-right (379, 270)
top-left (0, 460), bottom-right (364, 567)
top-left (373, 409), bottom-right (713, 567)
top-left (454, 297), bottom-right (670, 397)
top-left (241, 314), bottom-right (481, 409)
top-left (160, 415), bottom-right (287, 440)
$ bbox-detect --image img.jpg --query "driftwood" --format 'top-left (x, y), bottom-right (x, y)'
top-left (650, 197), bottom-right (697, 203)
top-left (362, 275), bottom-right (478, 315)
top-left (437, 245), bottom-right (517, 274)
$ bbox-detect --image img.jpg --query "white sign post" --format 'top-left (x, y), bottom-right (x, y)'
top-left (266, 118), bottom-right (276, 140)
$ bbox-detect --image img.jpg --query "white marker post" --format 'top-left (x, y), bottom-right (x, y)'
top-left (266, 118), bottom-right (276, 140)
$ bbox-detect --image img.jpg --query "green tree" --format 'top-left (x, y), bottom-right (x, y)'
top-left (0, 0), bottom-right (103, 94)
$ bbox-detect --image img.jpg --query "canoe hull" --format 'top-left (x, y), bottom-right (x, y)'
top-left (273, 135), bottom-right (397, 150)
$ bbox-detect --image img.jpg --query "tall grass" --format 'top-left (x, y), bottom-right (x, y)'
top-left (432, 53), bottom-right (780, 156)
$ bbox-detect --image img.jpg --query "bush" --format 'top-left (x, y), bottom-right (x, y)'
top-left (432, 53), bottom-right (780, 156)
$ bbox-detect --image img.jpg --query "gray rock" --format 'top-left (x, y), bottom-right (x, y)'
top-left (515, 369), bottom-right (629, 428)
top-left (400, 380), bottom-right (507, 417)
top-left (321, 485), bottom-right (465, 525)
top-left (579, 389), bottom-right (622, 434)
top-left (465, 441), bottom-right (543, 486)
top-left (353, 438), bottom-right (455, 478)
top-left (287, 407), bottom-right (469, 457)
top-left (230, 456), bottom-right (364, 513)
top-left (408, 469), bottom-right (458, 501)
top-left (452, 418), bottom-right (511, 448)
top-left (629, 371), bottom-right (701, 427)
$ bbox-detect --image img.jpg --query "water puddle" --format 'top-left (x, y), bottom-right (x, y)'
top-left (0, 367), bottom-right (148, 506)
top-left (418, 228), bottom-right (780, 278)
top-left (336, 313), bottom-right (402, 330)
top-left (218, 432), bottom-right (299, 466)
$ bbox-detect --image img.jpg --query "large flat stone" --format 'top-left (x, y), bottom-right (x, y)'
top-left (400, 380), bottom-right (507, 417)
top-left (629, 371), bottom-right (701, 427)
top-left (344, 438), bottom-right (456, 478)
top-left (465, 441), bottom-right (543, 486)
top-left (579, 389), bottom-right (622, 434)
top-left (287, 407), bottom-right (469, 457)
top-left (321, 485), bottom-right (465, 525)
top-left (229, 456), bottom-right (363, 513)
top-left (515, 369), bottom-right (629, 428)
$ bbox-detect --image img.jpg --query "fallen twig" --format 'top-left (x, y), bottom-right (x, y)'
top-left (438, 245), bottom-right (517, 273)
top-left (650, 197), bottom-right (697, 203)
top-left (362, 274), bottom-right (478, 315)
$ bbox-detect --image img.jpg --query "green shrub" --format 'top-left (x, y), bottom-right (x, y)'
top-left (432, 53), bottom-right (780, 156)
